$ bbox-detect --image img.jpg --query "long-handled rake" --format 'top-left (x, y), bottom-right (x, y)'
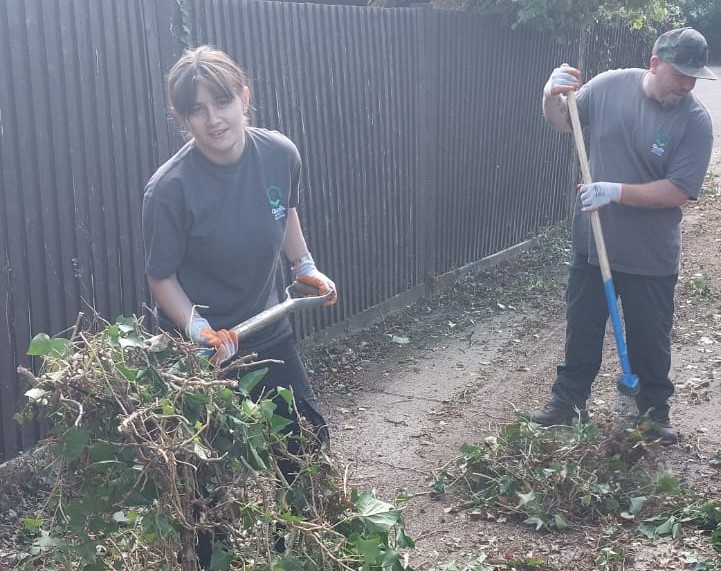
top-left (566, 91), bottom-right (640, 397)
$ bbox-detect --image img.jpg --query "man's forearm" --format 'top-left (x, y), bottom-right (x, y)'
top-left (542, 93), bottom-right (573, 133)
top-left (618, 179), bottom-right (689, 209)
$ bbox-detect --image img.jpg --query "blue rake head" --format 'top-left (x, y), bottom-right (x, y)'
top-left (616, 373), bottom-right (640, 397)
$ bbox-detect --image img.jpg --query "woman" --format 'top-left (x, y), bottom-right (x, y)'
top-left (142, 45), bottom-right (336, 445)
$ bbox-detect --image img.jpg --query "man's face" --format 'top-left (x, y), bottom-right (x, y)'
top-left (649, 56), bottom-right (697, 107)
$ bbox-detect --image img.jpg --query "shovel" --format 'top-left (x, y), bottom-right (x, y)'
top-left (201, 281), bottom-right (333, 362)
top-left (231, 280), bottom-right (333, 340)
top-left (566, 91), bottom-right (640, 397)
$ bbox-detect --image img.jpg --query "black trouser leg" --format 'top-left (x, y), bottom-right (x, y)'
top-left (615, 271), bottom-right (677, 421)
top-left (247, 337), bottom-right (329, 483)
top-left (552, 254), bottom-right (609, 408)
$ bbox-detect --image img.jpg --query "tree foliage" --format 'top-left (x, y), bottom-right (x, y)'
top-left (681, 0), bottom-right (721, 61)
top-left (438, 0), bottom-right (686, 41)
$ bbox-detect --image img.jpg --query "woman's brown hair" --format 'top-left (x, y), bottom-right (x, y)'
top-left (167, 45), bottom-right (250, 117)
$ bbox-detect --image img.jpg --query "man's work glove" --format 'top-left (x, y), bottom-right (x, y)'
top-left (186, 309), bottom-right (239, 365)
top-left (544, 63), bottom-right (580, 97)
top-left (579, 182), bottom-right (623, 212)
top-left (290, 253), bottom-right (337, 306)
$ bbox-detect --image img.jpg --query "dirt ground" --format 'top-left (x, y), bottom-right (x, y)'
top-left (310, 71), bottom-right (721, 570)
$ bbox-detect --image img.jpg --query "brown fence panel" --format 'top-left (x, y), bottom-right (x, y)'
top-left (186, 1), bottom-right (424, 337)
top-left (426, 13), bottom-right (577, 275)
top-left (0, 0), bottom-right (179, 460)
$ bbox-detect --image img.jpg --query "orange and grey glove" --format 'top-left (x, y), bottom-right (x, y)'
top-left (186, 310), bottom-right (239, 365)
top-left (291, 253), bottom-right (337, 306)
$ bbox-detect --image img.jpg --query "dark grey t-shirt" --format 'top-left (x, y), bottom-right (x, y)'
top-left (143, 128), bottom-right (301, 351)
top-left (574, 68), bottom-right (713, 276)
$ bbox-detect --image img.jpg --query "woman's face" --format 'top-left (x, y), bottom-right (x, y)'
top-left (182, 80), bottom-right (250, 165)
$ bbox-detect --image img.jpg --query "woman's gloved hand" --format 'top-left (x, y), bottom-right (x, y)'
top-left (291, 253), bottom-right (337, 306)
top-left (186, 310), bottom-right (239, 365)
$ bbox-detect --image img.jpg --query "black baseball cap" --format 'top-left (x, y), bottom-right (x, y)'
top-left (653, 27), bottom-right (717, 80)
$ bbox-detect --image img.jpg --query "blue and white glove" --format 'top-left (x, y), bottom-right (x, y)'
top-left (186, 311), bottom-right (212, 346)
top-left (290, 253), bottom-right (337, 306)
top-left (544, 63), bottom-right (579, 97)
top-left (580, 182), bottom-right (623, 212)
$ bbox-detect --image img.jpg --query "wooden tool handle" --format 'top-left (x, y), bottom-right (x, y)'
top-left (566, 91), bottom-right (612, 281)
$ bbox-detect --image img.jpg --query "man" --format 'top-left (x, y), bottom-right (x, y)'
top-left (532, 27), bottom-right (716, 444)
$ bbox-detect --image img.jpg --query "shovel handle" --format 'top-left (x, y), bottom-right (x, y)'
top-left (566, 91), bottom-right (611, 280)
top-left (567, 91), bottom-right (638, 392)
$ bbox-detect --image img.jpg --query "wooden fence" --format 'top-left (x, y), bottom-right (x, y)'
top-left (0, 0), bottom-right (649, 461)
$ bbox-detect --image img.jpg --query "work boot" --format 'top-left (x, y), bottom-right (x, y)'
top-left (530, 398), bottom-right (589, 426)
top-left (636, 414), bottom-right (678, 445)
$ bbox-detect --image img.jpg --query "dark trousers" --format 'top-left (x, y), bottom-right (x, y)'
top-left (552, 254), bottom-right (677, 421)
top-left (246, 336), bottom-right (329, 446)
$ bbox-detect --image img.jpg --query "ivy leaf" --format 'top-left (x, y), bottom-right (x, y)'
top-left (77, 540), bottom-right (99, 561)
top-left (523, 516), bottom-right (546, 530)
top-left (60, 427), bottom-right (89, 460)
top-left (22, 518), bottom-right (44, 533)
top-left (25, 387), bottom-right (48, 403)
top-left (208, 546), bottom-right (233, 571)
top-left (115, 316), bottom-right (137, 333)
top-left (629, 496), bottom-right (646, 515)
top-left (516, 490), bottom-right (536, 507)
top-left (112, 510), bottom-right (137, 523)
top-left (554, 514), bottom-right (569, 530)
top-left (655, 516), bottom-right (676, 536)
top-left (270, 415), bottom-right (294, 434)
top-left (33, 529), bottom-right (64, 551)
top-left (194, 442), bottom-right (211, 460)
top-left (354, 492), bottom-right (401, 533)
top-left (248, 444), bottom-right (268, 471)
top-left (395, 527), bottom-right (416, 548)
top-left (146, 334), bottom-right (171, 352)
top-left (119, 334), bottom-right (146, 349)
top-left (26, 333), bottom-right (71, 357)
top-left (117, 364), bottom-right (137, 381)
top-left (237, 368), bottom-right (268, 396)
top-left (268, 556), bottom-right (304, 571)
top-left (276, 386), bottom-right (294, 407)
top-left (351, 535), bottom-right (385, 565)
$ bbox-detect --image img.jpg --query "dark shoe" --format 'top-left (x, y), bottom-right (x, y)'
top-left (636, 416), bottom-right (678, 445)
top-left (530, 399), bottom-right (589, 426)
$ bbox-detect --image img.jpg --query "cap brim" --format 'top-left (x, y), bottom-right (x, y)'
top-left (670, 62), bottom-right (718, 80)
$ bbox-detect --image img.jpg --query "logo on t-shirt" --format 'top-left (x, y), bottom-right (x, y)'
top-left (651, 134), bottom-right (669, 157)
top-left (266, 185), bottom-right (287, 221)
